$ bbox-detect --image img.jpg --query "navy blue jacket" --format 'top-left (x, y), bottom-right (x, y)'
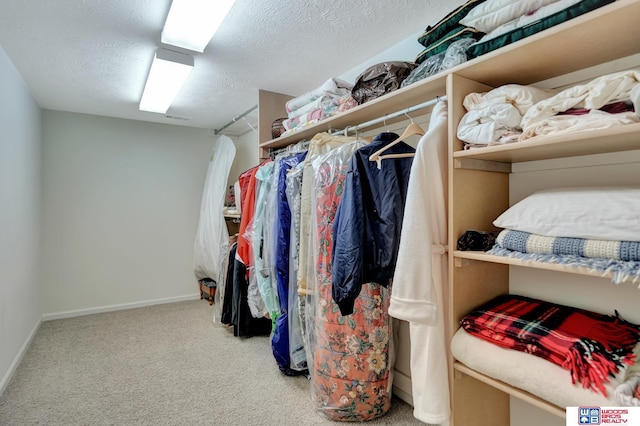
top-left (331, 132), bottom-right (414, 316)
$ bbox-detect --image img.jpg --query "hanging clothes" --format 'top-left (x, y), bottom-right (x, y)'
top-left (193, 135), bottom-right (236, 282)
top-left (285, 162), bottom-right (308, 371)
top-left (297, 132), bottom-right (358, 367)
top-left (297, 132), bottom-right (358, 297)
top-left (388, 100), bottom-right (450, 425)
top-left (306, 140), bottom-right (394, 422)
top-left (272, 151), bottom-right (307, 375)
top-left (231, 249), bottom-right (272, 338)
top-left (220, 241), bottom-right (237, 326)
top-left (331, 132), bottom-right (415, 316)
top-left (251, 161), bottom-right (280, 325)
top-left (235, 164), bottom-right (268, 319)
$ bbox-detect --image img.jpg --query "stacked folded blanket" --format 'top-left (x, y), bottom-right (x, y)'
top-left (460, 294), bottom-right (640, 396)
top-left (457, 84), bottom-right (556, 148)
top-left (489, 229), bottom-right (640, 284)
top-left (458, 69), bottom-right (640, 148)
top-left (494, 229), bottom-right (640, 262)
top-left (520, 69), bottom-right (640, 140)
top-left (281, 78), bottom-right (356, 135)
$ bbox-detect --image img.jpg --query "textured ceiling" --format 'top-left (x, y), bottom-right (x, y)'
top-left (0, 0), bottom-right (456, 135)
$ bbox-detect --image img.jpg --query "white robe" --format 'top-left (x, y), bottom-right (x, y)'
top-left (388, 100), bottom-right (450, 425)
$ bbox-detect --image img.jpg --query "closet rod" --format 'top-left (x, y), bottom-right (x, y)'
top-left (334, 95), bottom-right (446, 136)
top-left (213, 104), bottom-right (258, 135)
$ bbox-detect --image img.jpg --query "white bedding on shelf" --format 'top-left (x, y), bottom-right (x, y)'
top-left (451, 328), bottom-right (639, 409)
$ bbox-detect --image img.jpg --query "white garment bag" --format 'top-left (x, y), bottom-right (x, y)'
top-left (193, 135), bottom-right (236, 282)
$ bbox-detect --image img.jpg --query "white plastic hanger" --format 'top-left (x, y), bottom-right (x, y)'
top-left (369, 112), bottom-right (424, 169)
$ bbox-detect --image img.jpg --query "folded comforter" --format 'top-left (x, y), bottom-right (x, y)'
top-left (457, 84), bottom-right (555, 145)
top-left (522, 69), bottom-right (640, 129)
top-left (520, 109), bottom-right (639, 140)
top-left (461, 294), bottom-right (640, 396)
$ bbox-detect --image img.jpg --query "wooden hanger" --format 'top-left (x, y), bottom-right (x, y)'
top-left (369, 113), bottom-right (424, 169)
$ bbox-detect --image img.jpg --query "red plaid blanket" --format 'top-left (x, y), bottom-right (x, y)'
top-left (461, 294), bottom-right (640, 396)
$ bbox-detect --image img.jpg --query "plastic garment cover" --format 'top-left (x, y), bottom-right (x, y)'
top-left (306, 140), bottom-right (395, 422)
top-left (193, 135), bottom-right (236, 282)
top-left (246, 265), bottom-right (267, 318)
top-left (331, 133), bottom-right (415, 316)
top-left (271, 151), bottom-right (307, 374)
top-left (298, 133), bottom-right (358, 298)
top-left (401, 38), bottom-right (475, 88)
top-left (296, 133), bottom-right (359, 370)
top-left (351, 61), bottom-right (416, 105)
top-left (212, 234), bottom-right (235, 324)
top-left (250, 162), bottom-right (280, 324)
top-left (285, 163), bottom-right (307, 371)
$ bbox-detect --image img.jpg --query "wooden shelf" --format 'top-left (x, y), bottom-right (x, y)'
top-left (453, 0), bottom-right (640, 87)
top-left (453, 122), bottom-right (640, 164)
top-left (454, 250), bottom-right (618, 280)
top-left (259, 73), bottom-right (448, 150)
top-left (454, 362), bottom-right (565, 419)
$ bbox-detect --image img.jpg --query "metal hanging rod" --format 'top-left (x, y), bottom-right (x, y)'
top-left (213, 104), bottom-right (259, 135)
top-left (333, 95), bottom-right (446, 136)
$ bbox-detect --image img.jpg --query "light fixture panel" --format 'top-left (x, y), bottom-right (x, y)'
top-left (139, 48), bottom-right (194, 114)
top-left (161, 0), bottom-right (237, 52)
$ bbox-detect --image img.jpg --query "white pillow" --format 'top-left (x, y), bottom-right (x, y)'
top-left (460, 0), bottom-right (559, 33)
top-left (493, 187), bottom-right (640, 241)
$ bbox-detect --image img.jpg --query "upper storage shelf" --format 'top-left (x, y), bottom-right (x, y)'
top-left (453, 0), bottom-right (640, 87)
top-left (260, 72), bottom-right (448, 150)
top-left (261, 0), bottom-right (640, 151)
top-left (454, 122), bottom-right (640, 164)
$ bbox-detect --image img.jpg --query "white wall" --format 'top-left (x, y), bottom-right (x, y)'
top-left (339, 34), bottom-right (424, 85)
top-left (41, 111), bottom-right (215, 317)
top-left (0, 47), bottom-right (43, 392)
top-left (228, 129), bottom-right (259, 187)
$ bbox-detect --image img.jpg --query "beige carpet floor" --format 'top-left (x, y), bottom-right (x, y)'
top-left (0, 300), bottom-right (423, 425)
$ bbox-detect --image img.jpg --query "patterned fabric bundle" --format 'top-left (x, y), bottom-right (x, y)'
top-left (461, 294), bottom-right (640, 396)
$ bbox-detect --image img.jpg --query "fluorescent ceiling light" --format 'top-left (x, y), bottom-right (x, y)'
top-left (161, 0), bottom-right (237, 52)
top-left (139, 48), bottom-right (194, 114)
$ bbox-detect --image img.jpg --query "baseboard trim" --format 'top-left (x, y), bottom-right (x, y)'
top-left (0, 317), bottom-right (42, 396)
top-left (42, 293), bottom-right (200, 321)
top-left (393, 368), bottom-right (414, 406)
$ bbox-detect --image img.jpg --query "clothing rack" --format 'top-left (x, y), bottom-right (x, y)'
top-left (333, 95), bottom-right (446, 136)
top-left (268, 140), bottom-right (311, 159)
top-left (265, 94), bottom-right (446, 157)
top-left (213, 104), bottom-right (258, 135)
